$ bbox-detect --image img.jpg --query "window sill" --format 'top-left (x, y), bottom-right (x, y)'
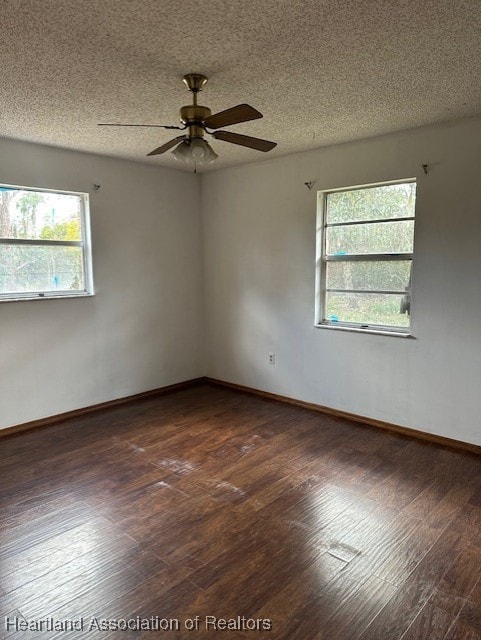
top-left (314, 323), bottom-right (415, 338)
top-left (0, 292), bottom-right (95, 303)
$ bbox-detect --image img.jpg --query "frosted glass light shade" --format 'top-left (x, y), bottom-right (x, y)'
top-left (172, 138), bottom-right (218, 165)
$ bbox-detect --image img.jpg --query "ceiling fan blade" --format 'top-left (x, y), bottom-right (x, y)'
top-left (98, 123), bottom-right (184, 130)
top-left (212, 130), bottom-right (277, 152)
top-left (147, 136), bottom-right (187, 156)
top-left (205, 104), bottom-right (263, 130)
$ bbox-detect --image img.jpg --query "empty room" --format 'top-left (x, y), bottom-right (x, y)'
top-left (1, 1), bottom-right (481, 638)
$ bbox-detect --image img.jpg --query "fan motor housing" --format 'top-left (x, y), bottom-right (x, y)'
top-left (180, 105), bottom-right (212, 138)
top-left (180, 105), bottom-right (211, 125)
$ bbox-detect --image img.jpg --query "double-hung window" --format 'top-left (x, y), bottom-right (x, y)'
top-left (0, 184), bottom-right (93, 301)
top-left (316, 179), bottom-right (416, 334)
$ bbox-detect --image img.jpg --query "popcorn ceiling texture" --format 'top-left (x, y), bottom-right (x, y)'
top-left (0, 0), bottom-right (480, 171)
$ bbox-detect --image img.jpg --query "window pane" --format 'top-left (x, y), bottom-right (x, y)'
top-left (326, 260), bottom-right (411, 292)
top-left (0, 187), bottom-right (82, 241)
top-left (0, 244), bottom-right (85, 294)
top-left (326, 220), bottom-right (414, 255)
top-left (325, 292), bottom-right (410, 328)
top-left (326, 183), bottom-right (416, 224)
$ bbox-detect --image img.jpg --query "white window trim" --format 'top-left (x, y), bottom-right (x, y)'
top-left (0, 183), bottom-right (94, 302)
top-left (314, 178), bottom-right (416, 336)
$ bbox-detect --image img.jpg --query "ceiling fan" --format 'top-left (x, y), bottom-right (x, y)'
top-left (98, 73), bottom-right (277, 165)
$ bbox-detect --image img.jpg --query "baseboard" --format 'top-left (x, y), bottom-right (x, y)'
top-left (204, 377), bottom-right (481, 456)
top-left (4, 375), bottom-right (480, 456)
top-left (0, 377), bottom-right (205, 439)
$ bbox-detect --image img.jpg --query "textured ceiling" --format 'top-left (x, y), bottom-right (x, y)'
top-left (0, 0), bottom-right (480, 172)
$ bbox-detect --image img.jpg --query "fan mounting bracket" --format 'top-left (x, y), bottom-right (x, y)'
top-left (183, 73), bottom-right (208, 94)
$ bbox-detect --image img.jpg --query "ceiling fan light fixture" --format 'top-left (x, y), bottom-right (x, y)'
top-left (172, 138), bottom-right (218, 165)
top-left (101, 73), bottom-right (276, 161)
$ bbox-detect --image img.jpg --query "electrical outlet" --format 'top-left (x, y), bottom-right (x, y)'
top-left (268, 353), bottom-right (276, 365)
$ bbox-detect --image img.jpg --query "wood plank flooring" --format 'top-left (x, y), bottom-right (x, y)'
top-left (1, 382), bottom-right (481, 639)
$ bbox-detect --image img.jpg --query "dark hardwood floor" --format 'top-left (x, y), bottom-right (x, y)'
top-left (2, 382), bottom-right (481, 639)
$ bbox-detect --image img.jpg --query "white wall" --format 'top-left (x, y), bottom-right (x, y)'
top-left (3, 117), bottom-right (480, 446)
top-left (201, 117), bottom-right (481, 446)
top-left (0, 139), bottom-right (203, 429)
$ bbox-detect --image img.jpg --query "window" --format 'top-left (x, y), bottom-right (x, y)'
top-left (316, 179), bottom-right (416, 334)
top-left (0, 184), bottom-right (93, 301)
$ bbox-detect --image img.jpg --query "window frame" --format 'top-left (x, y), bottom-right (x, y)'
top-left (0, 183), bottom-right (94, 302)
top-left (315, 178), bottom-right (416, 336)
